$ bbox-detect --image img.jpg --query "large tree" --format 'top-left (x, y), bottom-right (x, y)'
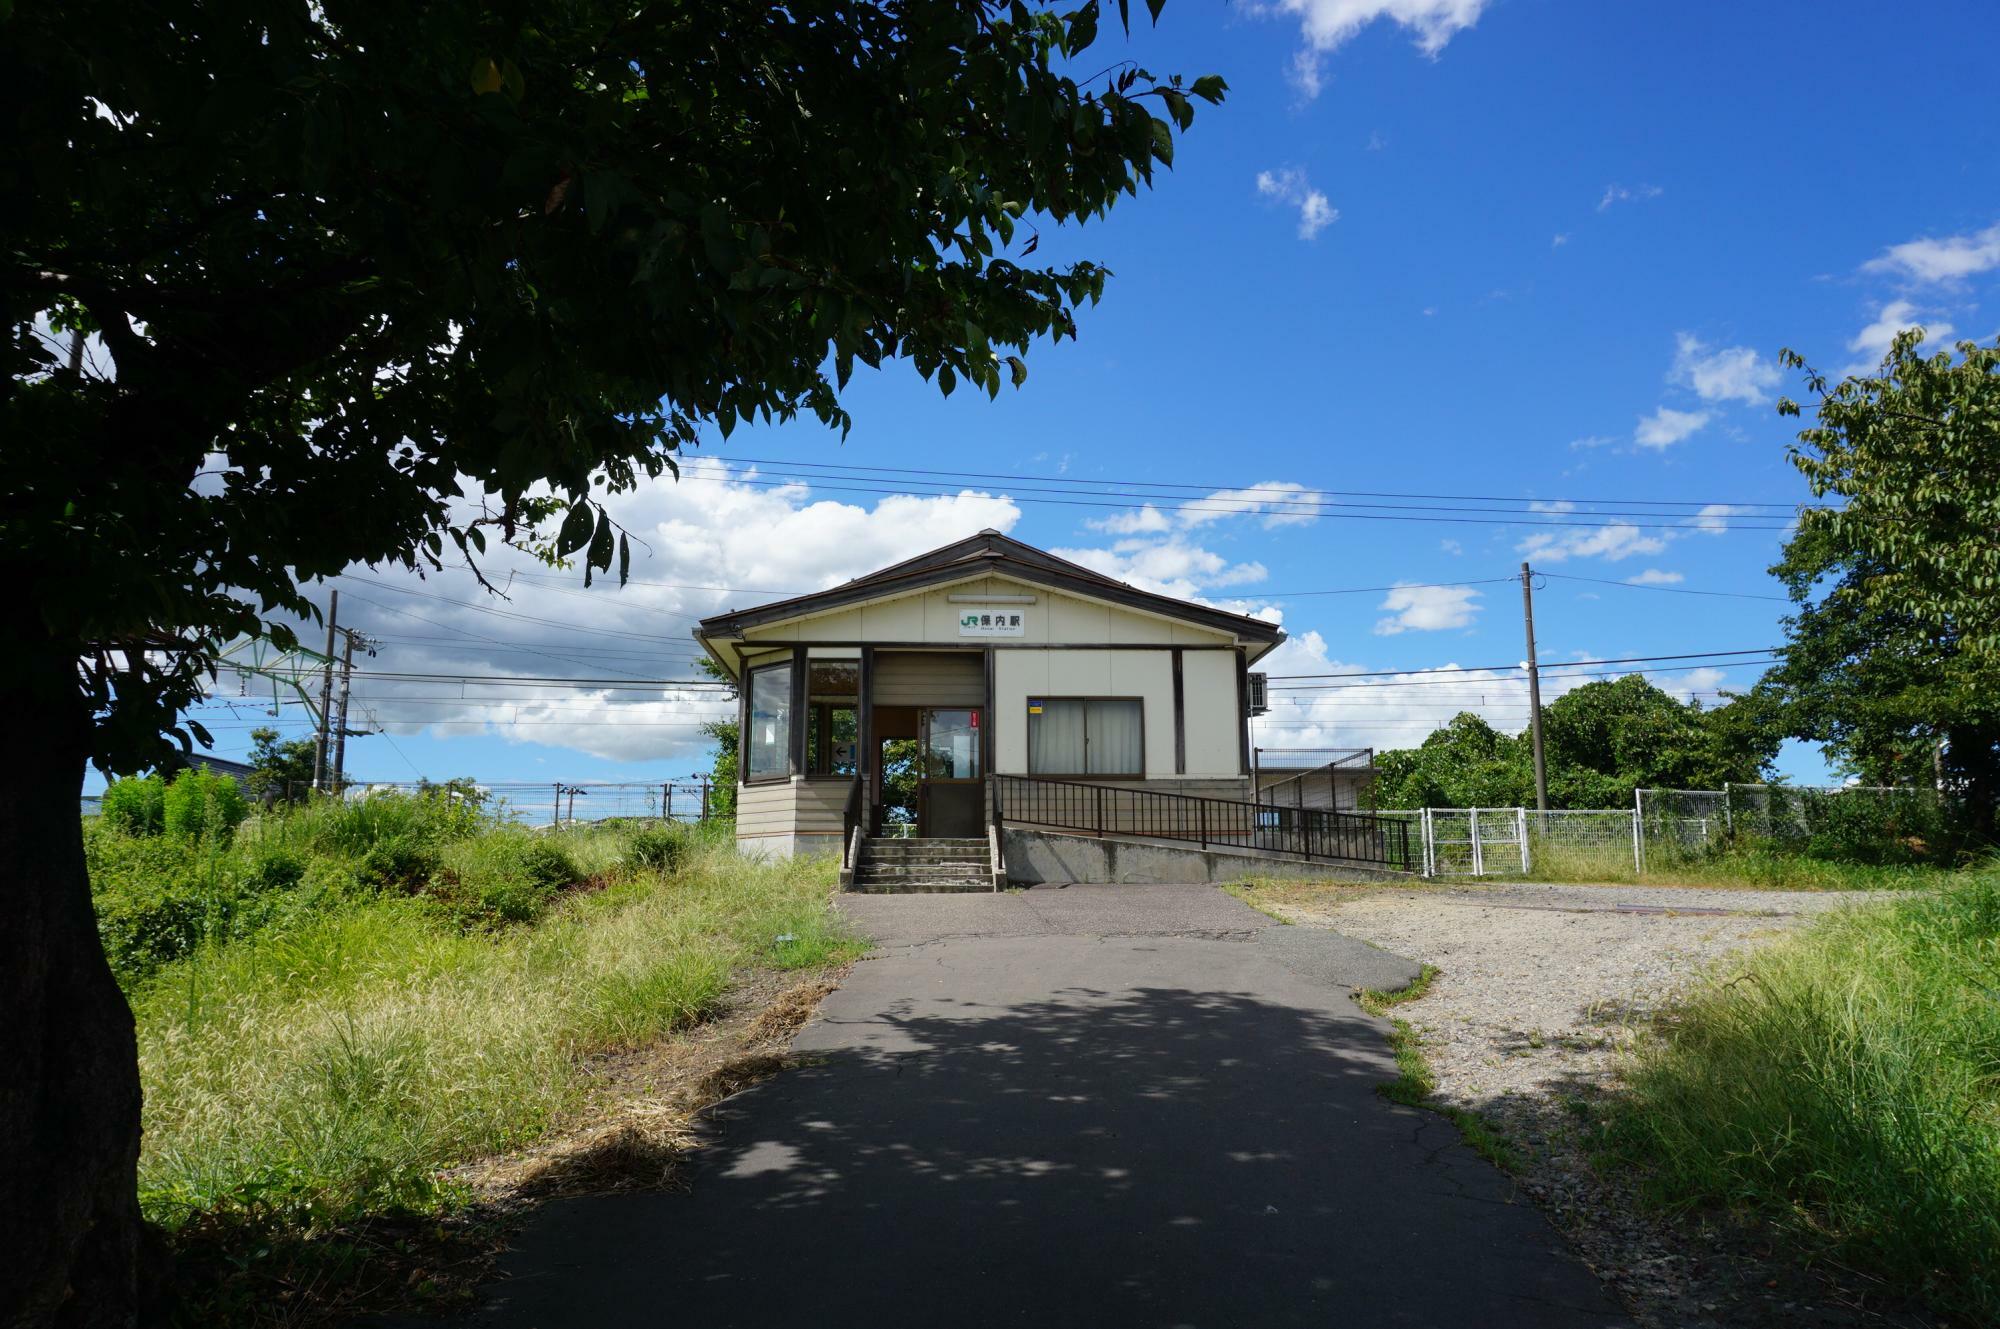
top-left (1764, 332), bottom-right (2000, 833)
top-left (1368, 680), bottom-right (1775, 810)
top-left (0, 2), bottom-right (1222, 1319)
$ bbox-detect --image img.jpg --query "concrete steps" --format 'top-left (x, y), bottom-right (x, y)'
top-left (851, 836), bottom-right (993, 893)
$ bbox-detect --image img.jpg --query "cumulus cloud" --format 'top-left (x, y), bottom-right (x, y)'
top-left (1086, 481), bottom-right (1318, 533)
top-left (1633, 405), bottom-right (1710, 450)
top-left (1861, 221), bottom-right (2000, 285)
top-left (1690, 503), bottom-right (1744, 534)
top-left (1625, 568), bottom-right (1684, 586)
top-left (1266, 0), bottom-right (1488, 98)
top-left (1374, 583), bottom-right (1482, 635)
top-left (1846, 299), bottom-right (1955, 370)
top-left (1255, 168), bottom-right (1338, 240)
top-left (1671, 333), bottom-right (1779, 404)
top-left (1597, 183), bottom-right (1663, 212)
top-left (1248, 632), bottom-right (1587, 753)
top-left (1048, 538), bottom-right (1268, 601)
top-left (256, 460), bottom-right (1024, 765)
top-left (1518, 522), bottom-right (1667, 564)
top-left (1085, 505), bottom-right (1174, 536)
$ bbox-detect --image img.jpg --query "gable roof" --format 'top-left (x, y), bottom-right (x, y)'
top-left (694, 529), bottom-right (1285, 648)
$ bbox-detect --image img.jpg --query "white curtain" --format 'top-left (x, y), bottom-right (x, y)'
top-left (1086, 699), bottom-right (1144, 775)
top-left (1029, 700), bottom-right (1087, 774)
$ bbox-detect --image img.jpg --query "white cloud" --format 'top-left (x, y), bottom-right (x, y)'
top-left (1846, 299), bottom-right (1955, 370)
top-left (1633, 405), bottom-right (1710, 450)
top-left (1439, 538), bottom-right (1463, 556)
top-left (1861, 221), bottom-right (2000, 285)
top-left (1671, 333), bottom-right (1779, 404)
top-left (1625, 568), bottom-right (1684, 586)
top-left (1269, 0), bottom-right (1488, 97)
top-left (1551, 233), bottom-right (1569, 248)
top-left (1374, 583), bottom-right (1482, 635)
top-left (281, 461), bottom-right (1023, 764)
top-left (1084, 505), bottom-right (1174, 536)
top-left (1690, 503), bottom-right (1743, 534)
top-left (1569, 435), bottom-right (1615, 451)
top-left (1248, 633), bottom-right (1591, 753)
top-left (1598, 183), bottom-right (1664, 212)
top-left (1255, 168), bottom-right (1338, 240)
top-left (1085, 481), bottom-right (1317, 534)
top-left (1049, 538), bottom-right (1268, 601)
top-left (1518, 522), bottom-right (1667, 564)
top-left (1661, 666), bottom-right (1728, 704)
top-left (1182, 481), bottom-right (1318, 528)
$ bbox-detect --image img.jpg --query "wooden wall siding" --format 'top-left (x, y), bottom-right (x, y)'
top-left (735, 780), bottom-right (796, 836)
top-left (793, 779), bottom-right (851, 834)
top-left (872, 650), bottom-right (984, 707)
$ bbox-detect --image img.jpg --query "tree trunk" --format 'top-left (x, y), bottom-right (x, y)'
top-left (0, 640), bottom-right (147, 1327)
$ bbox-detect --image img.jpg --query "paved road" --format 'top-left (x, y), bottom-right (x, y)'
top-left (446, 884), bottom-right (1629, 1328)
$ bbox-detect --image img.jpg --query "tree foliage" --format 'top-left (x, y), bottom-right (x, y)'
top-left (1, 3), bottom-right (1224, 1318)
top-left (246, 727), bottom-right (319, 805)
top-left (1368, 678), bottom-right (1777, 810)
top-left (3, 0), bottom-right (1225, 772)
top-left (1764, 332), bottom-right (2000, 832)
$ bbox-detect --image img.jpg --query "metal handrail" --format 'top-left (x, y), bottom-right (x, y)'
top-left (993, 774), bottom-right (1414, 872)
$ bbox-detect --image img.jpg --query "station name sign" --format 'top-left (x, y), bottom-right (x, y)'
top-left (958, 609), bottom-right (1025, 638)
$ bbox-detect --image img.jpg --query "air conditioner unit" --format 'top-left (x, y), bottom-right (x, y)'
top-left (1246, 671), bottom-right (1269, 716)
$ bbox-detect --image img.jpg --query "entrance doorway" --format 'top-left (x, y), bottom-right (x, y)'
top-left (917, 707), bottom-right (984, 837)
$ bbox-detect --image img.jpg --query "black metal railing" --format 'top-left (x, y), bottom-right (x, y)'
top-left (994, 774), bottom-right (1415, 872)
top-left (841, 773), bottom-right (864, 868)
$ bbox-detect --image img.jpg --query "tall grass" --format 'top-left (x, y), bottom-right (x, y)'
top-left (130, 824), bottom-right (859, 1231)
top-left (1609, 873), bottom-right (2000, 1321)
top-left (1519, 836), bottom-right (1968, 890)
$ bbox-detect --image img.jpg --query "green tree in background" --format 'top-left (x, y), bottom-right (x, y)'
top-left (0, 2), bottom-right (1223, 1317)
top-left (1368, 680), bottom-right (1775, 810)
top-left (702, 719), bottom-right (740, 821)
top-left (245, 727), bottom-right (318, 805)
top-left (1764, 331), bottom-right (2000, 836)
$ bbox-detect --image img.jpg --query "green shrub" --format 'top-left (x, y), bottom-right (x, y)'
top-left (431, 831), bottom-right (580, 927)
top-left (100, 774), bottom-right (166, 836)
top-left (357, 836), bottom-right (440, 892)
top-left (624, 825), bottom-right (688, 874)
top-left (1611, 872), bottom-right (2000, 1321)
top-left (162, 768), bottom-right (249, 843)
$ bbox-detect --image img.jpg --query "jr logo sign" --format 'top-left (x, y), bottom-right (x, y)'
top-left (957, 609), bottom-right (1026, 638)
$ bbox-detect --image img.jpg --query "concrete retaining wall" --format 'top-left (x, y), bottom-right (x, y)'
top-left (1001, 828), bottom-right (1402, 886)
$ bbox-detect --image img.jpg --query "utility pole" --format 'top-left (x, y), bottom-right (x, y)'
top-left (330, 629), bottom-right (371, 794)
top-left (310, 590), bottom-right (339, 794)
top-left (1520, 562), bottom-right (1548, 813)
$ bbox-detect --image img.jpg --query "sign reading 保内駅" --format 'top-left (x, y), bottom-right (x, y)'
top-left (958, 609), bottom-right (1026, 638)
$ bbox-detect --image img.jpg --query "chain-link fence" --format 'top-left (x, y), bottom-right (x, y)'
top-left (1390, 782), bottom-right (1944, 878)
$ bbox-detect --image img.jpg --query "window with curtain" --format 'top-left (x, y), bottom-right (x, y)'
top-left (745, 661), bottom-right (793, 781)
top-left (1027, 698), bottom-right (1143, 776)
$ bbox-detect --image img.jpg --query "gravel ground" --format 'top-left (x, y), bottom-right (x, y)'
top-left (1268, 881), bottom-right (1932, 1329)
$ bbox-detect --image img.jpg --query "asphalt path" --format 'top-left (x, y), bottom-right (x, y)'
top-left (431, 883), bottom-right (1629, 1328)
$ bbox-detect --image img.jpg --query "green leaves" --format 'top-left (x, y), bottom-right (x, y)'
top-left (8, 0), bottom-right (1226, 774)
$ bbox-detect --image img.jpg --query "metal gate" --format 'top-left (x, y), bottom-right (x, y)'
top-left (1419, 807), bottom-right (1529, 877)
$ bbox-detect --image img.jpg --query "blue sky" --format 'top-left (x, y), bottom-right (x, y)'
top-left (156, 0), bottom-right (2000, 804)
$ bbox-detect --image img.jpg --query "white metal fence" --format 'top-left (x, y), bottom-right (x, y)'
top-left (1392, 783), bottom-right (1933, 878)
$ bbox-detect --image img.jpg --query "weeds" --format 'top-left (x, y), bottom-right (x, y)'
top-left (1352, 967), bottom-right (1522, 1174)
top-left (1607, 872), bottom-right (2000, 1322)
top-left (86, 795), bottom-right (865, 1316)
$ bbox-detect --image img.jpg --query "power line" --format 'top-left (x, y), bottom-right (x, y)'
top-left (1265, 647), bottom-right (1776, 682)
top-left (673, 469), bottom-right (1804, 532)
top-left (1541, 572), bottom-right (1791, 603)
top-left (713, 454), bottom-right (1815, 513)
